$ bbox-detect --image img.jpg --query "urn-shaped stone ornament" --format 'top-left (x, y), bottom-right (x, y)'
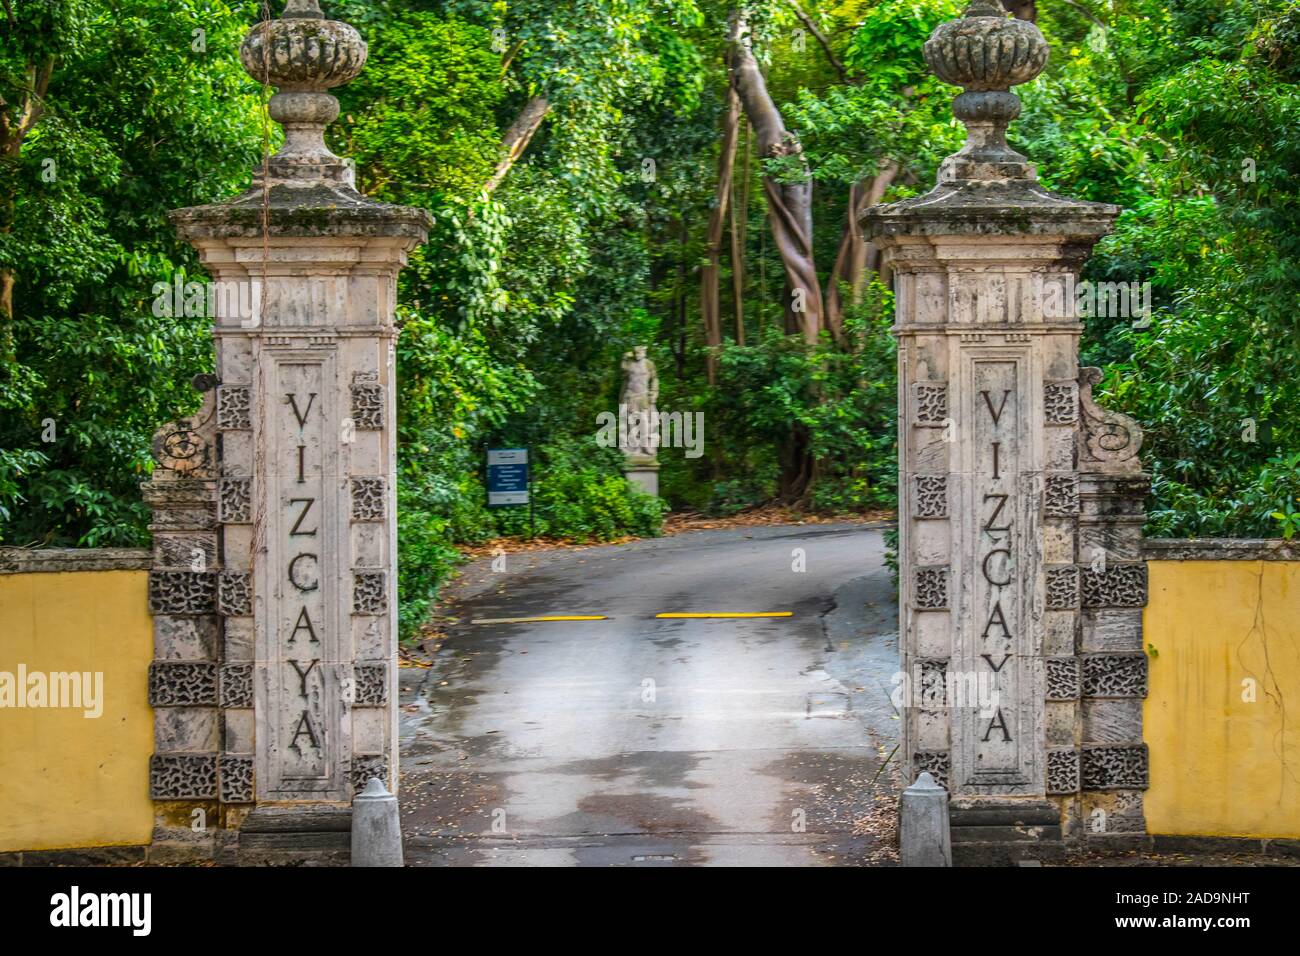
top-left (924, 0), bottom-right (1049, 92)
top-left (922, 1), bottom-right (1050, 183)
top-left (239, 1), bottom-right (367, 91)
top-left (238, 0), bottom-right (369, 187)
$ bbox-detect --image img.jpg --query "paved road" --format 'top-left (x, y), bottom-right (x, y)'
top-left (398, 522), bottom-right (900, 866)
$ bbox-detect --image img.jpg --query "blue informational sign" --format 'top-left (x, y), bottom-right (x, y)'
top-left (487, 448), bottom-right (530, 506)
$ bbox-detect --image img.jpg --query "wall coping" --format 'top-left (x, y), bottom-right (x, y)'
top-left (0, 547), bottom-right (153, 574)
top-left (6, 540), bottom-right (1292, 569)
top-left (1144, 538), bottom-right (1300, 562)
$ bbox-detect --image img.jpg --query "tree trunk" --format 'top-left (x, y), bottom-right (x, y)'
top-left (701, 86), bottom-right (742, 384)
top-left (822, 181), bottom-right (862, 347)
top-left (823, 159), bottom-right (899, 339)
top-left (676, 217), bottom-right (688, 378)
top-left (727, 10), bottom-right (823, 345)
top-left (0, 58), bottom-right (56, 367)
top-left (731, 120), bottom-right (751, 344)
top-left (483, 95), bottom-right (550, 194)
top-left (777, 423), bottom-right (815, 504)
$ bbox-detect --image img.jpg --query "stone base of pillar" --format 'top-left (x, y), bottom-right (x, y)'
top-left (143, 805), bottom-right (360, 865)
top-left (233, 805), bottom-right (353, 866)
top-left (623, 461), bottom-right (660, 497)
top-left (949, 799), bottom-right (1066, 866)
top-left (147, 809), bottom-right (218, 865)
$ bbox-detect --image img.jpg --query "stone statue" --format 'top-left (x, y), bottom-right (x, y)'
top-left (618, 346), bottom-right (660, 495)
top-left (620, 345), bottom-right (659, 462)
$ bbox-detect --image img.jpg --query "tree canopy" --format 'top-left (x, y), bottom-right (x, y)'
top-left (2, 0), bottom-right (1298, 636)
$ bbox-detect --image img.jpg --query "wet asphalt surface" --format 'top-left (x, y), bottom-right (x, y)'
top-left (397, 522), bottom-right (901, 866)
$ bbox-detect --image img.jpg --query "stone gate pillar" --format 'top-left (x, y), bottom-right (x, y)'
top-left (865, 1), bottom-right (1145, 863)
top-left (144, 0), bottom-right (429, 862)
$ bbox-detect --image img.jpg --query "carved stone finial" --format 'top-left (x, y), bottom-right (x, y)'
top-left (169, 0), bottom-right (430, 246)
top-left (924, 2), bottom-right (1049, 183)
top-left (1078, 367), bottom-right (1144, 473)
top-left (960, 0), bottom-right (1012, 20)
top-left (282, 0), bottom-right (324, 16)
top-left (239, 1), bottom-right (367, 187)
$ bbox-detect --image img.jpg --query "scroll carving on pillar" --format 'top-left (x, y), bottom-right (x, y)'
top-left (1045, 565), bottom-right (1080, 610)
top-left (1044, 382), bottom-right (1079, 426)
top-left (350, 372), bottom-right (385, 429)
top-left (913, 566), bottom-right (950, 610)
top-left (1081, 563), bottom-right (1149, 607)
top-left (1044, 474), bottom-right (1080, 516)
top-left (151, 755), bottom-right (218, 801)
top-left (149, 661), bottom-right (219, 707)
top-left (1045, 658), bottom-right (1081, 700)
top-left (914, 475), bottom-right (948, 519)
top-left (219, 755), bottom-right (255, 803)
top-left (219, 478), bottom-right (252, 523)
top-left (354, 663), bottom-right (389, 706)
top-left (1081, 655), bottom-right (1149, 698)
top-left (350, 477), bottom-right (387, 520)
top-left (1078, 367), bottom-right (1144, 473)
top-left (911, 383), bottom-right (948, 426)
top-left (216, 385), bottom-right (252, 431)
top-left (219, 571), bottom-right (253, 616)
top-left (352, 571), bottom-right (389, 615)
top-left (148, 572), bottom-right (217, 615)
top-left (220, 663), bottom-right (255, 709)
top-left (151, 377), bottom-right (219, 479)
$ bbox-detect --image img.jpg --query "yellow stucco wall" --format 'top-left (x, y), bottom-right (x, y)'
top-left (0, 570), bottom-right (154, 853)
top-left (1, 559), bottom-right (1297, 851)
top-left (1144, 560), bottom-right (1300, 839)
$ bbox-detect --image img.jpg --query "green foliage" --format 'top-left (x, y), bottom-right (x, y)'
top-left (0, 0), bottom-right (263, 545)
top-left (842, 0), bottom-right (963, 92)
top-left (6, 0), bottom-right (1300, 646)
top-left (700, 279), bottom-right (897, 513)
top-left (492, 438), bottom-right (667, 541)
top-left (779, 0), bottom-right (963, 187)
top-left (335, 12), bottom-right (504, 200)
top-left (395, 481), bottom-right (466, 643)
top-left (337, 4), bottom-right (685, 638)
top-left (1268, 456), bottom-right (1300, 539)
top-left (882, 524), bottom-right (900, 590)
top-left (1010, 0), bottom-right (1300, 539)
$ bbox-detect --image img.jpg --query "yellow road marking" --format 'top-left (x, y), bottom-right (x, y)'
top-left (470, 615), bottom-right (608, 625)
top-left (469, 612), bottom-right (794, 624)
top-left (655, 612), bottom-right (793, 619)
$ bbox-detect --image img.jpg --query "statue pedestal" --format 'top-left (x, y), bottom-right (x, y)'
top-left (623, 459), bottom-right (660, 497)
